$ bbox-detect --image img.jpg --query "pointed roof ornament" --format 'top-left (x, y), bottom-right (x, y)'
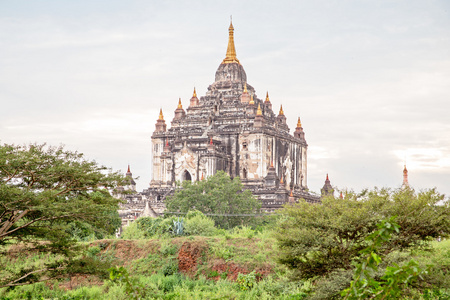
top-left (177, 98), bottom-right (183, 109)
top-left (279, 105), bottom-right (284, 115)
top-left (256, 103), bottom-right (262, 116)
top-left (222, 17), bottom-right (240, 64)
top-left (265, 91), bottom-right (270, 102)
top-left (402, 164), bottom-right (409, 187)
top-left (193, 87), bottom-right (197, 98)
top-left (244, 83), bottom-right (248, 93)
top-left (249, 93), bottom-right (254, 105)
top-left (127, 164), bottom-right (131, 173)
top-left (326, 173), bottom-right (329, 181)
top-left (158, 108), bottom-right (164, 120)
top-left (297, 117), bottom-right (302, 128)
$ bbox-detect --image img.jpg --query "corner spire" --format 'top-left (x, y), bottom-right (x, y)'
top-left (265, 91), bottom-right (270, 102)
top-left (297, 117), bottom-right (302, 128)
top-left (127, 164), bottom-right (131, 173)
top-left (244, 83), bottom-right (248, 93)
top-left (222, 19), bottom-right (240, 64)
top-left (249, 93), bottom-right (254, 105)
top-left (256, 103), bottom-right (262, 116)
top-left (279, 105), bottom-right (284, 115)
top-left (158, 108), bottom-right (164, 120)
top-left (193, 87), bottom-right (197, 98)
top-left (177, 98), bottom-right (183, 109)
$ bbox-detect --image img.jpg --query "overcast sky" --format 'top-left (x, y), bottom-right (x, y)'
top-left (1, 0), bottom-right (449, 197)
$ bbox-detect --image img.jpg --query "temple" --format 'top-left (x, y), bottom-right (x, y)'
top-left (142, 21), bottom-right (320, 212)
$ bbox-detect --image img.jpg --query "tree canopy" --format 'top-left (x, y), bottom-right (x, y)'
top-left (0, 143), bottom-right (124, 288)
top-left (275, 187), bottom-right (450, 280)
top-left (165, 171), bottom-right (261, 229)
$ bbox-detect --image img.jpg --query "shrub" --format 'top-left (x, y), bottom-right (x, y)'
top-left (120, 220), bottom-right (146, 239)
top-left (161, 259), bottom-right (179, 276)
top-left (185, 213), bottom-right (216, 236)
top-left (276, 188), bottom-right (450, 280)
top-left (232, 225), bottom-right (255, 239)
top-left (237, 272), bottom-right (256, 291)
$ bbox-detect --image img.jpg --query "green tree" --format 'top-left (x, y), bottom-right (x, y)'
top-left (0, 143), bottom-right (124, 288)
top-left (275, 187), bottom-right (450, 281)
top-left (165, 171), bottom-right (261, 229)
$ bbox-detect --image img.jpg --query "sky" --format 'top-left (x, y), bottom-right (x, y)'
top-left (1, 0), bottom-right (449, 198)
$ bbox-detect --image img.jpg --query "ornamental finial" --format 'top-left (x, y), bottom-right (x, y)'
top-left (193, 87), bottom-right (197, 98)
top-left (297, 117), bottom-right (302, 128)
top-left (244, 83), bottom-right (248, 93)
top-left (158, 108), bottom-right (164, 120)
top-left (222, 19), bottom-right (240, 64)
top-left (279, 105), bottom-right (284, 115)
top-left (249, 93), bottom-right (254, 105)
top-left (177, 98), bottom-right (183, 109)
top-left (265, 91), bottom-right (270, 102)
top-left (256, 103), bottom-right (262, 115)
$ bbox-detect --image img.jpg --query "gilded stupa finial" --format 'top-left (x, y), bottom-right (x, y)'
top-left (177, 98), bottom-right (183, 109)
top-left (244, 83), bottom-right (248, 93)
top-left (249, 93), bottom-right (254, 105)
top-left (297, 117), bottom-right (302, 128)
top-left (279, 105), bottom-right (284, 115)
top-left (222, 18), bottom-right (240, 64)
top-left (265, 91), bottom-right (270, 102)
top-left (256, 103), bottom-right (262, 115)
top-left (193, 87), bottom-right (197, 98)
top-left (158, 108), bottom-right (164, 120)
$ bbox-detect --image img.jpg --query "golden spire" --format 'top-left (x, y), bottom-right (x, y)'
top-left (177, 98), bottom-right (183, 109)
top-left (279, 105), bottom-right (284, 115)
top-left (244, 83), bottom-right (248, 93)
top-left (158, 108), bottom-right (164, 120)
top-left (297, 117), bottom-right (302, 128)
top-left (193, 87), bottom-right (197, 98)
top-left (249, 93), bottom-right (254, 105)
top-left (265, 91), bottom-right (270, 102)
top-left (256, 103), bottom-right (262, 115)
top-left (222, 19), bottom-right (240, 64)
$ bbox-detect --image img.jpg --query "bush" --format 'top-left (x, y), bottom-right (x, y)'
top-left (275, 187), bottom-right (450, 280)
top-left (120, 220), bottom-right (146, 239)
top-left (185, 212), bottom-right (216, 236)
top-left (237, 272), bottom-right (256, 291)
top-left (121, 216), bottom-right (184, 239)
top-left (161, 259), bottom-right (179, 276)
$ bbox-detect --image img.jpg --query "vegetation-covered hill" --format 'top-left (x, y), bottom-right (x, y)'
top-left (1, 228), bottom-right (449, 299)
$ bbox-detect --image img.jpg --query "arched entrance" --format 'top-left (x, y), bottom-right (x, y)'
top-left (182, 170), bottom-right (192, 181)
top-left (242, 168), bottom-right (247, 179)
